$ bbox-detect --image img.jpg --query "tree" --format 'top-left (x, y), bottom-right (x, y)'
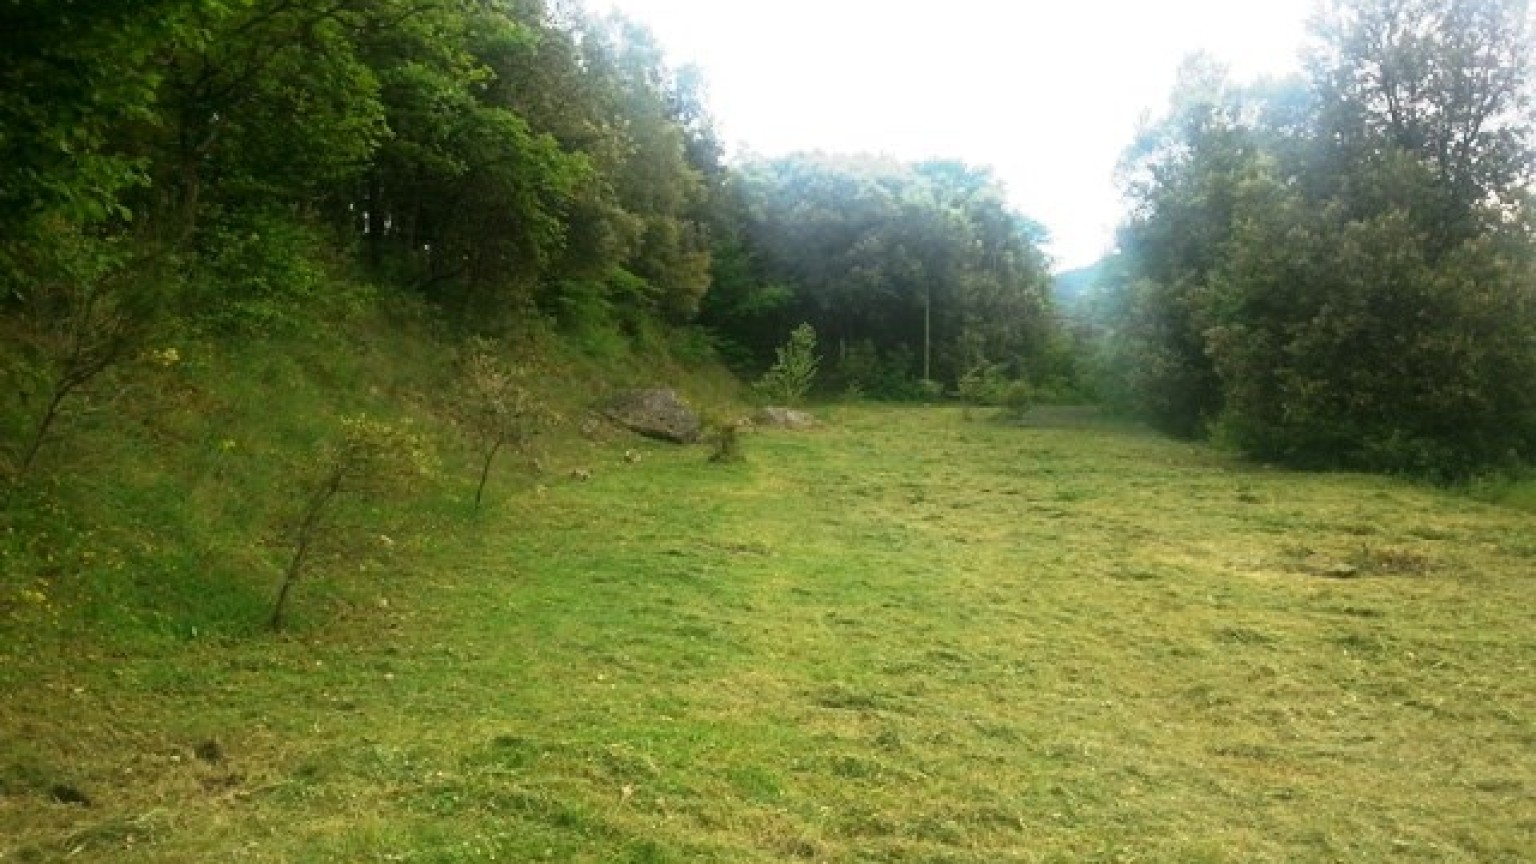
top-left (1109, 56), bottom-right (1253, 437)
top-left (271, 415), bottom-right (433, 631)
top-left (723, 154), bottom-right (1053, 394)
top-left (754, 323), bottom-right (820, 405)
top-left (1109, 0), bottom-right (1536, 478)
top-left (1307, 0), bottom-right (1534, 255)
top-left (455, 342), bottom-right (559, 511)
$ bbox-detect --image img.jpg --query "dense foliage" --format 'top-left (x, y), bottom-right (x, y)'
top-left (0, 0), bottom-right (722, 330)
top-left (1099, 0), bottom-right (1536, 479)
top-left (0, 1), bottom-right (1061, 482)
top-left (0, 0), bottom-right (717, 477)
top-left (707, 155), bottom-right (1054, 395)
top-left (7, 0), bottom-right (1524, 491)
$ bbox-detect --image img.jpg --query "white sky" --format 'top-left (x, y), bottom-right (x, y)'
top-left (585, 0), bottom-right (1316, 270)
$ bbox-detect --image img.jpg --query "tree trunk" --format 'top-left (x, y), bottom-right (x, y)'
top-left (473, 437), bottom-right (503, 512)
top-left (270, 473), bottom-right (342, 631)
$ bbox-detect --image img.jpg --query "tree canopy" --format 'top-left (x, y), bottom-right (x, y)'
top-left (0, 0), bottom-right (720, 331)
top-left (707, 154), bottom-right (1054, 394)
top-left (4, 0), bottom-right (1532, 482)
top-left (1100, 0), bottom-right (1536, 479)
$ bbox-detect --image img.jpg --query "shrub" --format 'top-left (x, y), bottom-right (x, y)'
top-left (958, 363), bottom-right (1010, 407)
top-left (189, 210), bottom-right (348, 338)
top-left (958, 363), bottom-right (1032, 419)
top-left (754, 323), bottom-right (819, 405)
top-left (1000, 379), bottom-right (1034, 420)
top-left (832, 339), bottom-right (881, 396)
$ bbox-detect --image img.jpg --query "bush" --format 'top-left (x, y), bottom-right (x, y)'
top-left (754, 323), bottom-right (818, 405)
top-left (708, 420), bottom-right (746, 464)
top-left (1000, 379), bottom-right (1034, 420)
top-left (190, 210), bottom-right (359, 338)
top-left (958, 363), bottom-right (1010, 406)
top-left (959, 363), bottom-right (1032, 419)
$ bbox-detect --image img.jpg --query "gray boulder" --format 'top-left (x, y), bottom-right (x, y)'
top-left (754, 406), bottom-right (820, 430)
top-left (599, 389), bottom-right (702, 444)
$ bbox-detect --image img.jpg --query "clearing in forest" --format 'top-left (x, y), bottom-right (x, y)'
top-left (2, 404), bottom-right (1533, 862)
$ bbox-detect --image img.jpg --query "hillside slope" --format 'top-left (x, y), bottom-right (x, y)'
top-left (1, 290), bottom-right (741, 644)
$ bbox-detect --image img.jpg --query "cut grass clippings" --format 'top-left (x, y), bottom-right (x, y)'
top-left (2, 404), bottom-right (1533, 862)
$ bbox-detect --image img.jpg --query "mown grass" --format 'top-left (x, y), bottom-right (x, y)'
top-left (3, 403), bottom-right (1534, 862)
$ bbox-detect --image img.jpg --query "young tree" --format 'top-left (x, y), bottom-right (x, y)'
top-left (454, 341), bottom-right (560, 511)
top-left (754, 323), bottom-right (820, 406)
top-left (271, 416), bottom-right (433, 631)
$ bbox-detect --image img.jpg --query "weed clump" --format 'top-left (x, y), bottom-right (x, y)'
top-left (708, 420), bottom-right (746, 464)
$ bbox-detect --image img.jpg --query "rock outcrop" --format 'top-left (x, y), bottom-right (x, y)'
top-left (598, 389), bottom-right (702, 444)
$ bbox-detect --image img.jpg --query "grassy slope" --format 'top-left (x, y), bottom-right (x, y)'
top-left (3, 393), bottom-right (1534, 861)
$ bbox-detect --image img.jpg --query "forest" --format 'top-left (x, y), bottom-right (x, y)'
top-left (0, 0), bottom-right (1061, 467)
top-left (4, 0), bottom-right (1533, 482)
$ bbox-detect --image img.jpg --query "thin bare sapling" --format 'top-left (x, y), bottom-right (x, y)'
top-left (454, 340), bottom-right (560, 511)
top-left (3, 225), bottom-right (172, 479)
top-left (270, 415), bottom-right (433, 631)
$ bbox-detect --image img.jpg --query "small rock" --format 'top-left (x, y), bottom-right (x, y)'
top-left (754, 406), bottom-right (820, 430)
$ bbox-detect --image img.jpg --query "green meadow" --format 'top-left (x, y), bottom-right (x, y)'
top-left (2, 404), bottom-right (1533, 862)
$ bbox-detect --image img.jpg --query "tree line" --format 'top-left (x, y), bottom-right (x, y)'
top-left (0, 0), bottom-right (723, 339)
top-left (5, 0), bottom-right (1529, 483)
top-left (705, 154), bottom-right (1055, 396)
top-left (1092, 0), bottom-right (1535, 480)
top-left (0, 0), bottom-right (1059, 479)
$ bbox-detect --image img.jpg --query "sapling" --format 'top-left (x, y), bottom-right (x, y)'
top-left (454, 341), bottom-right (560, 511)
top-left (4, 226), bottom-right (169, 479)
top-left (270, 415), bottom-right (433, 631)
top-left (754, 323), bottom-right (819, 406)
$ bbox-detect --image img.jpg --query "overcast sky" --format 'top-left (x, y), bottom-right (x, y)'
top-left (585, 0), bottom-right (1319, 270)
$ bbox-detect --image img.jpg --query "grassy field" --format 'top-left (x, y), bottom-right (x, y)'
top-left (2, 403), bottom-right (1533, 862)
